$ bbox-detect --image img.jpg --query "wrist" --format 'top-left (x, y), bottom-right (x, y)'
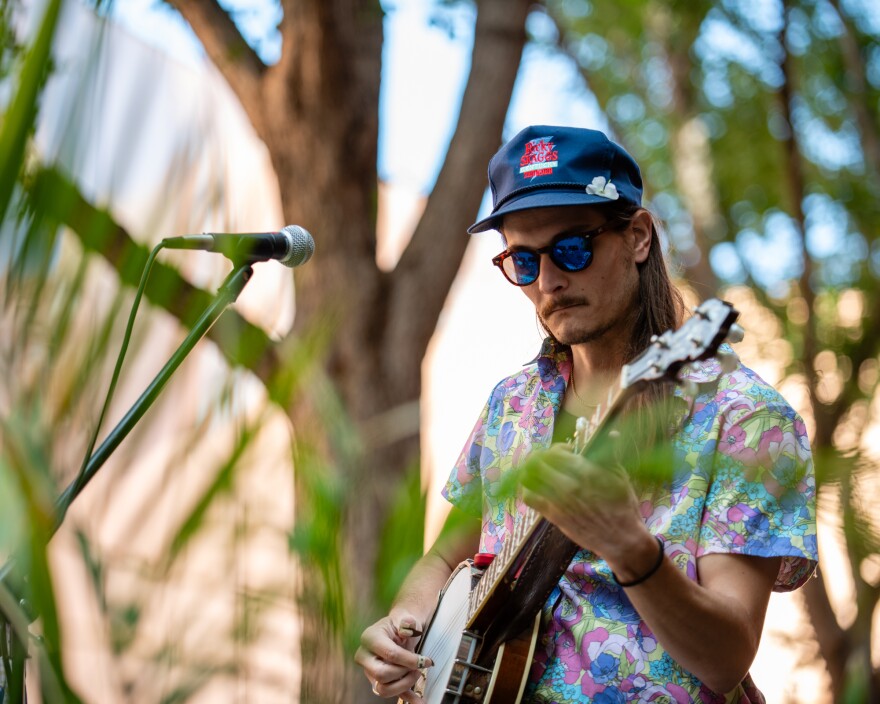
top-left (608, 532), bottom-right (665, 587)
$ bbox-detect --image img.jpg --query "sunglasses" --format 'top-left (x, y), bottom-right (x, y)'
top-left (492, 221), bottom-right (619, 286)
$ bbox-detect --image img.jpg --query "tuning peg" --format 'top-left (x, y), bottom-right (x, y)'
top-left (650, 333), bottom-right (670, 349)
top-left (718, 352), bottom-right (738, 374)
top-left (725, 323), bottom-right (745, 344)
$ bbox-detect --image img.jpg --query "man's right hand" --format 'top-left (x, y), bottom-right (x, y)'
top-left (355, 508), bottom-right (479, 700)
top-left (355, 614), bottom-right (433, 701)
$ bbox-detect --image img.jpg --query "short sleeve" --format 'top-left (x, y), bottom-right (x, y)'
top-left (698, 405), bottom-right (818, 591)
top-left (442, 396), bottom-right (491, 518)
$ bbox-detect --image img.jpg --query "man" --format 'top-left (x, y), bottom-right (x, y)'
top-left (356, 126), bottom-right (817, 702)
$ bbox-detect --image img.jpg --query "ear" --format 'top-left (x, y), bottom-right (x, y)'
top-left (629, 209), bottom-right (653, 264)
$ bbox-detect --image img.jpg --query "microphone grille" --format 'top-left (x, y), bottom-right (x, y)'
top-left (280, 225), bottom-right (315, 268)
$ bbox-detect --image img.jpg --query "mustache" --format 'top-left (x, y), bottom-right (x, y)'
top-left (539, 296), bottom-right (588, 319)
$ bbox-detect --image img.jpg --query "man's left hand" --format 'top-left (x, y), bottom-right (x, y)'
top-left (519, 444), bottom-right (649, 561)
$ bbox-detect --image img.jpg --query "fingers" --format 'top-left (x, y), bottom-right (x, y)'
top-left (522, 457), bottom-right (581, 498)
top-left (366, 667), bottom-right (422, 700)
top-left (356, 648), bottom-right (413, 686)
top-left (360, 635), bottom-right (431, 673)
top-left (523, 447), bottom-right (630, 498)
top-left (395, 617), bottom-right (421, 640)
top-left (357, 617), bottom-right (417, 663)
top-left (356, 615), bottom-right (434, 700)
top-left (357, 645), bottom-right (434, 683)
top-left (521, 449), bottom-right (594, 501)
top-left (520, 448), bottom-right (638, 534)
top-left (398, 686), bottom-right (426, 703)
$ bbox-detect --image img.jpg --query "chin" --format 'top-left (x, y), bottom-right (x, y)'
top-left (555, 319), bottom-right (618, 346)
top-left (553, 328), bottom-right (598, 346)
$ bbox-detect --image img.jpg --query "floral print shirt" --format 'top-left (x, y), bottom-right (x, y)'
top-left (442, 339), bottom-right (818, 703)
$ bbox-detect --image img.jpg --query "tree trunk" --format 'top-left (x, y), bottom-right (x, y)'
top-left (650, 5), bottom-right (720, 300)
top-left (167, 0), bottom-right (533, 701)
top-left (777, 4), bottom-right (853, 699)
top-left (802, 572), bottom-right (849, 696)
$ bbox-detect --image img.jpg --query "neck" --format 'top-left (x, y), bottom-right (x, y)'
top-left (557, 299), bottom-right (640, 415)
top-left (563, 337), bottom-right (629, 417)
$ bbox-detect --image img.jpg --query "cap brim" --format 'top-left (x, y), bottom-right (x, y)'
top-left (467, 189), bottom-right (629, 234)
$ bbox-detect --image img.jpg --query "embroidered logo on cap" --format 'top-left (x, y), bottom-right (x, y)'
top-left (519, 137), bottom-right (558, 179)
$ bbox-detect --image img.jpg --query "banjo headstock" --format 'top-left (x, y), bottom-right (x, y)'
top-left (622, 298), bottom-right (742, 389)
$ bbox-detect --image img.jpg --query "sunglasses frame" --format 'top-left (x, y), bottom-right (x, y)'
top-left (492, 220), bottom-right (621, 287)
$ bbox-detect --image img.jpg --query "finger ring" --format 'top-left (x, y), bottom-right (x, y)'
top-left (372, 680), bottom-right (380, 696)
top-left (417, 654), bottom-right (426, 669)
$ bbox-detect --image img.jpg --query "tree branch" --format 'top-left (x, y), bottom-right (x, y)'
top-left (827, 0), bottom-right (880, 184)
top-left (778, 2), bottom-right (822, 437)
top-left (164, 0), bottom-right (267, 133)
top-left (802, 570), bottom-right (849, 695)
top-left (386, 0), bottom-right (532, 370)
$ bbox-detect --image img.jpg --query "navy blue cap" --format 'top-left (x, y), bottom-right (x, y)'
top-left (468, 125), bottom-right (643, 234)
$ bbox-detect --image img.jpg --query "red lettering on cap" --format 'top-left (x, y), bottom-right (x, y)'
top-left (519, 137), bottom-right (559, 178)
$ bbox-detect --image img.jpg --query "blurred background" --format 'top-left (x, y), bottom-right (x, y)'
top-left (0, 0), bottom-right (877, 701)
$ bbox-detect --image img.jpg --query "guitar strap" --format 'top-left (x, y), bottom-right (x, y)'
top-left (474, 523), bottom-right (578, 663)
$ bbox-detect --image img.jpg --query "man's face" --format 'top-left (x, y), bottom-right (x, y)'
top-left (499, 204), bottom-right (652, 348)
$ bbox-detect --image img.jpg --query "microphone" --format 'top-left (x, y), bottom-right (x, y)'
top-left (161, 225), bottom-right (315, 268)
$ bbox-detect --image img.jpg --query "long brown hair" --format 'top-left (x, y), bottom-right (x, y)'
top-left (610, 201), bottom-right (687, 481)
top-left (610, 201), bottom-right (686, 361)
top-left (586, 202), bottom-right (688, 483)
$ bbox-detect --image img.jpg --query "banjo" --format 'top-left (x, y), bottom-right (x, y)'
top-left (411, 298), bottom-right (742, 704)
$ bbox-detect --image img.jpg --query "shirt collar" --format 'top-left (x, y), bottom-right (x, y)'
top-left (530, 337), bottom-right (573, 387)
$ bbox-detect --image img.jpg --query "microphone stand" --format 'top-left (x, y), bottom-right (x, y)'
top-left (0, 261), bottom-right (255, 703)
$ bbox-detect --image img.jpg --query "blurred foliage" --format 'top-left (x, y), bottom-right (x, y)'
top-left (1, 1), bottom-right (289, 701)
top-left (545, 0), bottom-right (879, 293)
top-left (0, 0), bottom-right (79, 700)
top-left (373, 459), bottom-right (426, 616)
top-left (1, 1), bottom-right (431, 701)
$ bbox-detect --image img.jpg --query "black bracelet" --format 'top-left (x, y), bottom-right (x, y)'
top-left (611, 536), bottom-right (665, 588)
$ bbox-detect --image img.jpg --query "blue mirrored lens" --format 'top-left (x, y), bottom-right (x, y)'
top-left (552, 235), bottom-right (592, 272)
top-left (506, 252), bottom-right (540, 284)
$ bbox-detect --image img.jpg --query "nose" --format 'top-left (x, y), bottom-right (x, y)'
top-left (535, 252), bottom-right (568, 293)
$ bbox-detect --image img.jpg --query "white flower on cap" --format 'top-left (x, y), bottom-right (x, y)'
top-left (586, 176), bottom-right (619, 200)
